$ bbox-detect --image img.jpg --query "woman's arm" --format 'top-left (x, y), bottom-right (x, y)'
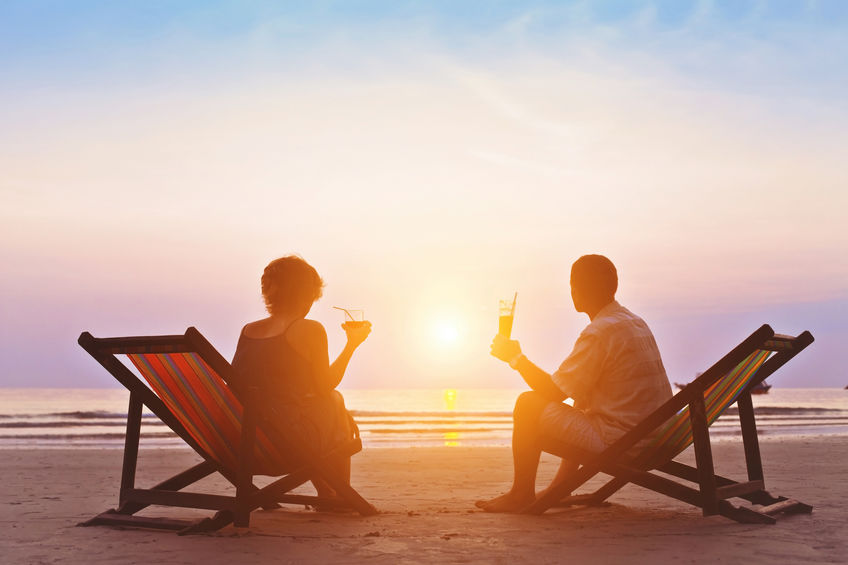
top-left (288, 319), bottom-right (371, 392)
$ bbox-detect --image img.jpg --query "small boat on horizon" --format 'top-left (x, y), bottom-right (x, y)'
top-left (751, 380), bottom-right (772, 394)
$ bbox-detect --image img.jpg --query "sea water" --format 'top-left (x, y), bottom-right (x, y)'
top-left (0, 387), bottom-right (846, 449)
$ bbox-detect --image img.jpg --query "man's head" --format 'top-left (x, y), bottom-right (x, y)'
top-left (570, 254), bottom-right (617, 316)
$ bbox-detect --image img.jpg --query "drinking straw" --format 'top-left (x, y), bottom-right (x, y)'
top-left (511, 292), bottom-right (518, 314)
top-left (333, 306), bottom-right (355, 321)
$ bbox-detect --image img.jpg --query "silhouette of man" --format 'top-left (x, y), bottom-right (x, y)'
top-left (478, 254), bottom-right (672, 513)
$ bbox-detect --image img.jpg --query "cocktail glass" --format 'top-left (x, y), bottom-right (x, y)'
top-left (333, 306), bottom-right (366, 329)
top-left (498, 292), bottom-right (517, 338)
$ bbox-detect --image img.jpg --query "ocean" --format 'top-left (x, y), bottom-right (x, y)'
top-left (1, 387), bottom-right (846, 450)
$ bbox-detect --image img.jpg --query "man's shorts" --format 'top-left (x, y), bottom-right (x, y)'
top-left (539, 402), bottom-right (606, 454)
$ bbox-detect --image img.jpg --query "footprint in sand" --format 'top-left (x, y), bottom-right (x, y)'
top-left (362, 538), bottom-right (409, 554)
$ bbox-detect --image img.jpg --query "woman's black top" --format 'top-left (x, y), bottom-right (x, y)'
top-left (230, 322), bottom-right (351, 454)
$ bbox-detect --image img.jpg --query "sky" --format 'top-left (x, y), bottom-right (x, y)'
top-left (1, 1), bottom-right (847, 390)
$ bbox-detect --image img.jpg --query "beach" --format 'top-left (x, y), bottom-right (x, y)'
top-left (2, 437), bottom-right (846, 564)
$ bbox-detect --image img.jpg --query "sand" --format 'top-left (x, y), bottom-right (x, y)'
top-left (1, 437), bottom-right (846, 564)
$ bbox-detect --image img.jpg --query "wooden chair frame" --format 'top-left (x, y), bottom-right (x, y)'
top-left (527, 324), bottom-right (814, 524)
top-left (78, 327), bottom-right (377, 535)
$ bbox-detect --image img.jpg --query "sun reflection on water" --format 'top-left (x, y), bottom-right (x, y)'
top-left (443, 389), bottom-right (459, 446)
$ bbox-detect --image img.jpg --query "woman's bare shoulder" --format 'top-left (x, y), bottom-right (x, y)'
top-left (241, 318), bottom-right (286, 339)
top-left (285, 319), bottom-right (327, 362)
top-left (287, 318), bottom-right (326, 339)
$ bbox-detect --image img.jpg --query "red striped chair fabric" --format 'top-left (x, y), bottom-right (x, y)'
top-left (127, 352), bottom-right (288, 474)
top-left (646, 348), bottom-right (773, 460)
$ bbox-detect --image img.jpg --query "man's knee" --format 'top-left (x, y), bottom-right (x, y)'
top-left (514, 390), bottom-right (549, 421)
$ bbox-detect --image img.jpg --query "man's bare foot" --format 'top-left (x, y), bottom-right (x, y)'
top-left (474, 491), bottom-right (535, 513)
top-left (535, 484), bottom-right (571, 502)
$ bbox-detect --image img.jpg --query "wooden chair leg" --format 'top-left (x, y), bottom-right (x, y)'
top-left (234, 404), bottom-right (257, 527)
top-left (118, 392), bottom-right (143, 507)
top-left (737, 392), bottom-right (765, 482)
top-left (117, 461), bottom-right (217, 515)
top-left (589, 476), bottom-right (630, 504)
top-left (554, 475), bottom-right (629, 507)
top-left (313, 469), bottom-right (378, 516)
top-left (718, 500), bottom-right (777, 524)
top-left (689, 396), bottom-right (719, 516)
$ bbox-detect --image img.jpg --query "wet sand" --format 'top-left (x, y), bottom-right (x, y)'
top-left (1, 437), bottom-right (846, 564)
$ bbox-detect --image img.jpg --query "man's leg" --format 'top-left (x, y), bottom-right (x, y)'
top-left (476, 390), bottom-right (551, 513)
top-left (536, 460), bottom-right (579, 500)
top-left (535, 402), bottom-right (606, 501)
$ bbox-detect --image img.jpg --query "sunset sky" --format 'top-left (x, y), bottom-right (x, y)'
top-left (2, 1), bottom-right (846, 390)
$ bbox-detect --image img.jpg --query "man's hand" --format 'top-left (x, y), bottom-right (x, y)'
top-left (490, 334), bottom-right (522, 364)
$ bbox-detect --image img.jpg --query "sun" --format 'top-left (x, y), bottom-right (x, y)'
top-left (434, 321), bottom-right (461, 346)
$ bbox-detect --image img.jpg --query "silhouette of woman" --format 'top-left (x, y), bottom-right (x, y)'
top-left (231, 255), bottom-right (371, 501)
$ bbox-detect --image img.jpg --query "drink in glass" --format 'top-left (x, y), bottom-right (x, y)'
top-left (334, 306), bottom-right (366, 329)
top-left (498, 293), bottom-right (517, 338)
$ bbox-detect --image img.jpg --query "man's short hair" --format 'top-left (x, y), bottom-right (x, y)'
top-left (571, 254), bottom-right (618, 301)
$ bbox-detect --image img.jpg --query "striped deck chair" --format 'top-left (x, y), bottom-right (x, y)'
top-left (527, 324), bottom-right (814, 524)
top-left (78, 327), bottom-right (376, 534)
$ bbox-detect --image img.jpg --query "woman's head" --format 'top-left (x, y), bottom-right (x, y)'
top-left (261, 255), bottom-right (324, 317)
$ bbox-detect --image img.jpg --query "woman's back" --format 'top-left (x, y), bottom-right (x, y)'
top-left (231, 321), bottom-right (316, 403)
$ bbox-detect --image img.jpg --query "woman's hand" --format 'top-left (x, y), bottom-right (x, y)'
top-left (342, 321), bottom-right (372, 348)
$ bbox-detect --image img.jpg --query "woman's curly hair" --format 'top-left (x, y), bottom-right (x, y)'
top-left (261, 255), bottom-right (324, 316)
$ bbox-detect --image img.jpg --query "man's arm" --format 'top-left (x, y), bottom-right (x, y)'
top-left (490, 334), bottom-right (566, 402)
top-left (513, 356), bottom-right (566, 402)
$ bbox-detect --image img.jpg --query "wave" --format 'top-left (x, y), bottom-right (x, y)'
top-left (0, 406), bottom-right (843, 422)
top-left (0, 411), bottom-right (159, 420)
top-left (0, 409), bottom-right (514, 420)
top-left (0, 421), bottom-right (168, 429)
top-left (0, 432), bottom-right (177, 440)
top-left (0, 418), bottom-right (511, 429)
top-left (350, 410), bottom-right (513, 418)
top-left (354, 419), bottom-right (510, 426)
top-left (722, 406), bottom-right (845, 415)
top-left (363, 427), bottom-right (512, 434)
top-left (718, 412), bottom-right (848, 424)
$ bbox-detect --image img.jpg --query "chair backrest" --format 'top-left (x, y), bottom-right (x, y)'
top-left (645, 347), bottom-right (773, 460)
top-left (127, 351), bottom-right (288, 473)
